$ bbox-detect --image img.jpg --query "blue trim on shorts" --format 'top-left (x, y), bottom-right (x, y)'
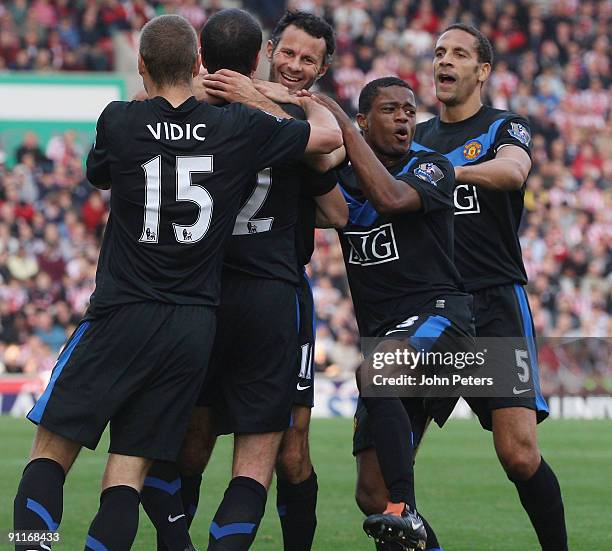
top-left (514, 285), bottom-right (549, 413)
top-left (86, 535), bottom-right (108, 551)
top-left (28, 321), bottom-right (90, 423)
top-left (26, 498), bottom-right (59, 531)
top-left (303, 269), bottom-right (317, 342)
top-left (277, 504), bottom-right (287, 517)
top-left (143, 476), bottom-right (181, 495)
top-left (210, 521), bottom-right (256, 539)
top-left (409, 315), bottom-right (451, 353)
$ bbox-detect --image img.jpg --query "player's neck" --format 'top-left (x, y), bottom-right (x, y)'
top-left (146, 83), bottom-right (194, 108)
top-left (439, 93), bottom-right (483, 124)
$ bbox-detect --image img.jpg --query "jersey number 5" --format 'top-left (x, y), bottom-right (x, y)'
top-left (140, 155), bottom-right (214, 244)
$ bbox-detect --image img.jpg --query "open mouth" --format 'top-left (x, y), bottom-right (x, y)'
top-left (394, 127), bottom-right (410, 141)
top-left (280, 71), bottom-right (301, 84)
top-left (437, 73), bottom-right (457, 85)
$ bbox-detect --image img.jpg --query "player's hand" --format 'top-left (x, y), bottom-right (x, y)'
top-left (309, 93), bottom-right (353, 128)
top-left (203, 69), bottom-right (258, 104)
top-left (193, 71), bottom-right (224, 105)
top-left (253, 79), bottom-right (299, 105)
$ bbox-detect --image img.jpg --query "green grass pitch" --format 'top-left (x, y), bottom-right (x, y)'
top-left (1, 417), bottom-right (611, 550)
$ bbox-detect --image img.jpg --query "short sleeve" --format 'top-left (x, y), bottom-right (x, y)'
top-left (301, 167), bottom-right (338, 198)
top-left (86, 104), bottom-right (112, 189)
top-left (493, 115), bottom-right (532, 158)
top-left (397, 153), bottom-right (455, 213)
top-left (248, 107), bottom-right (311, 171)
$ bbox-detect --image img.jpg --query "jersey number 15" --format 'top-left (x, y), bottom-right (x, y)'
top-left (140, 155), bottom-right (213, 244)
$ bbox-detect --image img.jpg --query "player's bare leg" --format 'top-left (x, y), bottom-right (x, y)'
top-left (207, 432), bottom-right (283, 550)
top-left (102, 453), bottom-right (152, 492)
top-left (356, 448), bottom-right (441, 551)
top-left (232, 432), bottom-right (283, 488)
top-left (14, 427), bottom-right (82, 550)
top-left (142, 406), bottom-right (217, 551)
top-left (82, 453), bottom-right (152, 551)
top-left (276, 406), bottom-right (318, 551)
top-left (29, 425), bottom-right (82, 472)
top-left (492, 407), bottom-right (568, 551)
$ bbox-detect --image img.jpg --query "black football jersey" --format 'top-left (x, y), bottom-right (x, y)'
top-left (85, 96), bottom-right (310, 315)
top-left (337, 150), bottom-right (468, 337)
top-left (413, 106), bottom-right (532, 292)
top-left (223, 103), bottom-right (337, 283)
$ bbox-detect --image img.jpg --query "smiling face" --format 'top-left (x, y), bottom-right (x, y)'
top-left (433, 28), bottom-right (490, 106)
top-left (267, 24), bottom-right (329, 92)
top-left (358, 86), bottom-right (416, 162)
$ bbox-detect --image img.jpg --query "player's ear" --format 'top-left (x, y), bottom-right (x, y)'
top-left (192, 52), bottom-right (202, 77)
top-left (317, 62), bottom-right (330, 80)
top-left (266, 40), bottom-right (274, 61)
top-left (137, 53), bottom-right (146, 77)
top-left (478, 62), bottom-right (491, 84)
top-left (356, 113), bottom-right (367, 133)
top-left (251, 51), bottom-right (261, 75)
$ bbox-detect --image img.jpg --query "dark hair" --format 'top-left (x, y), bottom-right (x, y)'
top-left (139, 15), bottom-right (198, 87)
top-left (200, 9), bottom-right (262, 75)
top-left (358, 77), bottom-right (414, 114)
top-left (442, 23), bottom-right (494, 65)
top-left (270, 10), bottom-right (335, 66)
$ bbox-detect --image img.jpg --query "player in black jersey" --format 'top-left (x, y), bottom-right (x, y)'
top-left (137, 11), bottom-right (346, 551)
top-left (412, 25), bottom-right (567, 550)
top-left (311, 78), bottom-right (475, 551)
top-left (12, 13), bottom-right (341, 551)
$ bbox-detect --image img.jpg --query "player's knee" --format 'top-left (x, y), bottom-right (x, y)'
top-left (498, 443), bottom-right (541, 481)
top-left (277, 434), bottom-right (311, 483)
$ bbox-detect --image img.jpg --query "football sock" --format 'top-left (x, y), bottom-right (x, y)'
top-left (14, 458), bottom-right (64, 550)
top-left (511, 457), bottom-right (568, 551)
top-left (276, 469), bottom-right (318, 551)
top-left (85, 485), bottom-right (140, 551)
top-left (361, 396), bottom-right (415, 508)
top-left (208, 476), bottom-right (267, 551)
top-left (141, 461), bottom-right (192, 551)
top-left (421, 513), bottom-right (442, 550)
top-left (180, 473), bottom-right (203, 528)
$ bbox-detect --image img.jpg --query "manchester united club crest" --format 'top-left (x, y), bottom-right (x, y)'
top-left (463, 140), bottom-right (482, 161)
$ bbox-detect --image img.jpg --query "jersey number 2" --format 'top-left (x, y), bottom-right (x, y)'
top-left (232, 168), bottom-right (274, 235)
top-left (140, 155), bottom-right (213, 244)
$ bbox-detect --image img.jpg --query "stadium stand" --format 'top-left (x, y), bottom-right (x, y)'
top-left (0, 0), bottom-right (609, 396)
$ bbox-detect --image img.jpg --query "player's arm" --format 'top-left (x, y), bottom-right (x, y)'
top-left (298, 97), bottom-right (344, 156)
top-left (86, 105), bottom-right (112, 190)
top-left (300, 165), bottom-right (348, 228)
top-left (454, 145), bottom-right (531, 191)
top-left (204, 70), bottom-right (342, 155)
top-left (314, 185), bottom-right (348, 228)
top-left (311, 92), bottom-right (421, 213)
top-left (303, 145), bottom-right (346, 173)
top-left (203, 69), bottom-right (298, 119)
top-left (254, 87), bottom-right (347, 162)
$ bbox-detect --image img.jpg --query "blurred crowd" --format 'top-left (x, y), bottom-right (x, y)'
top-left (0, 0), bottom-right (610, 394)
